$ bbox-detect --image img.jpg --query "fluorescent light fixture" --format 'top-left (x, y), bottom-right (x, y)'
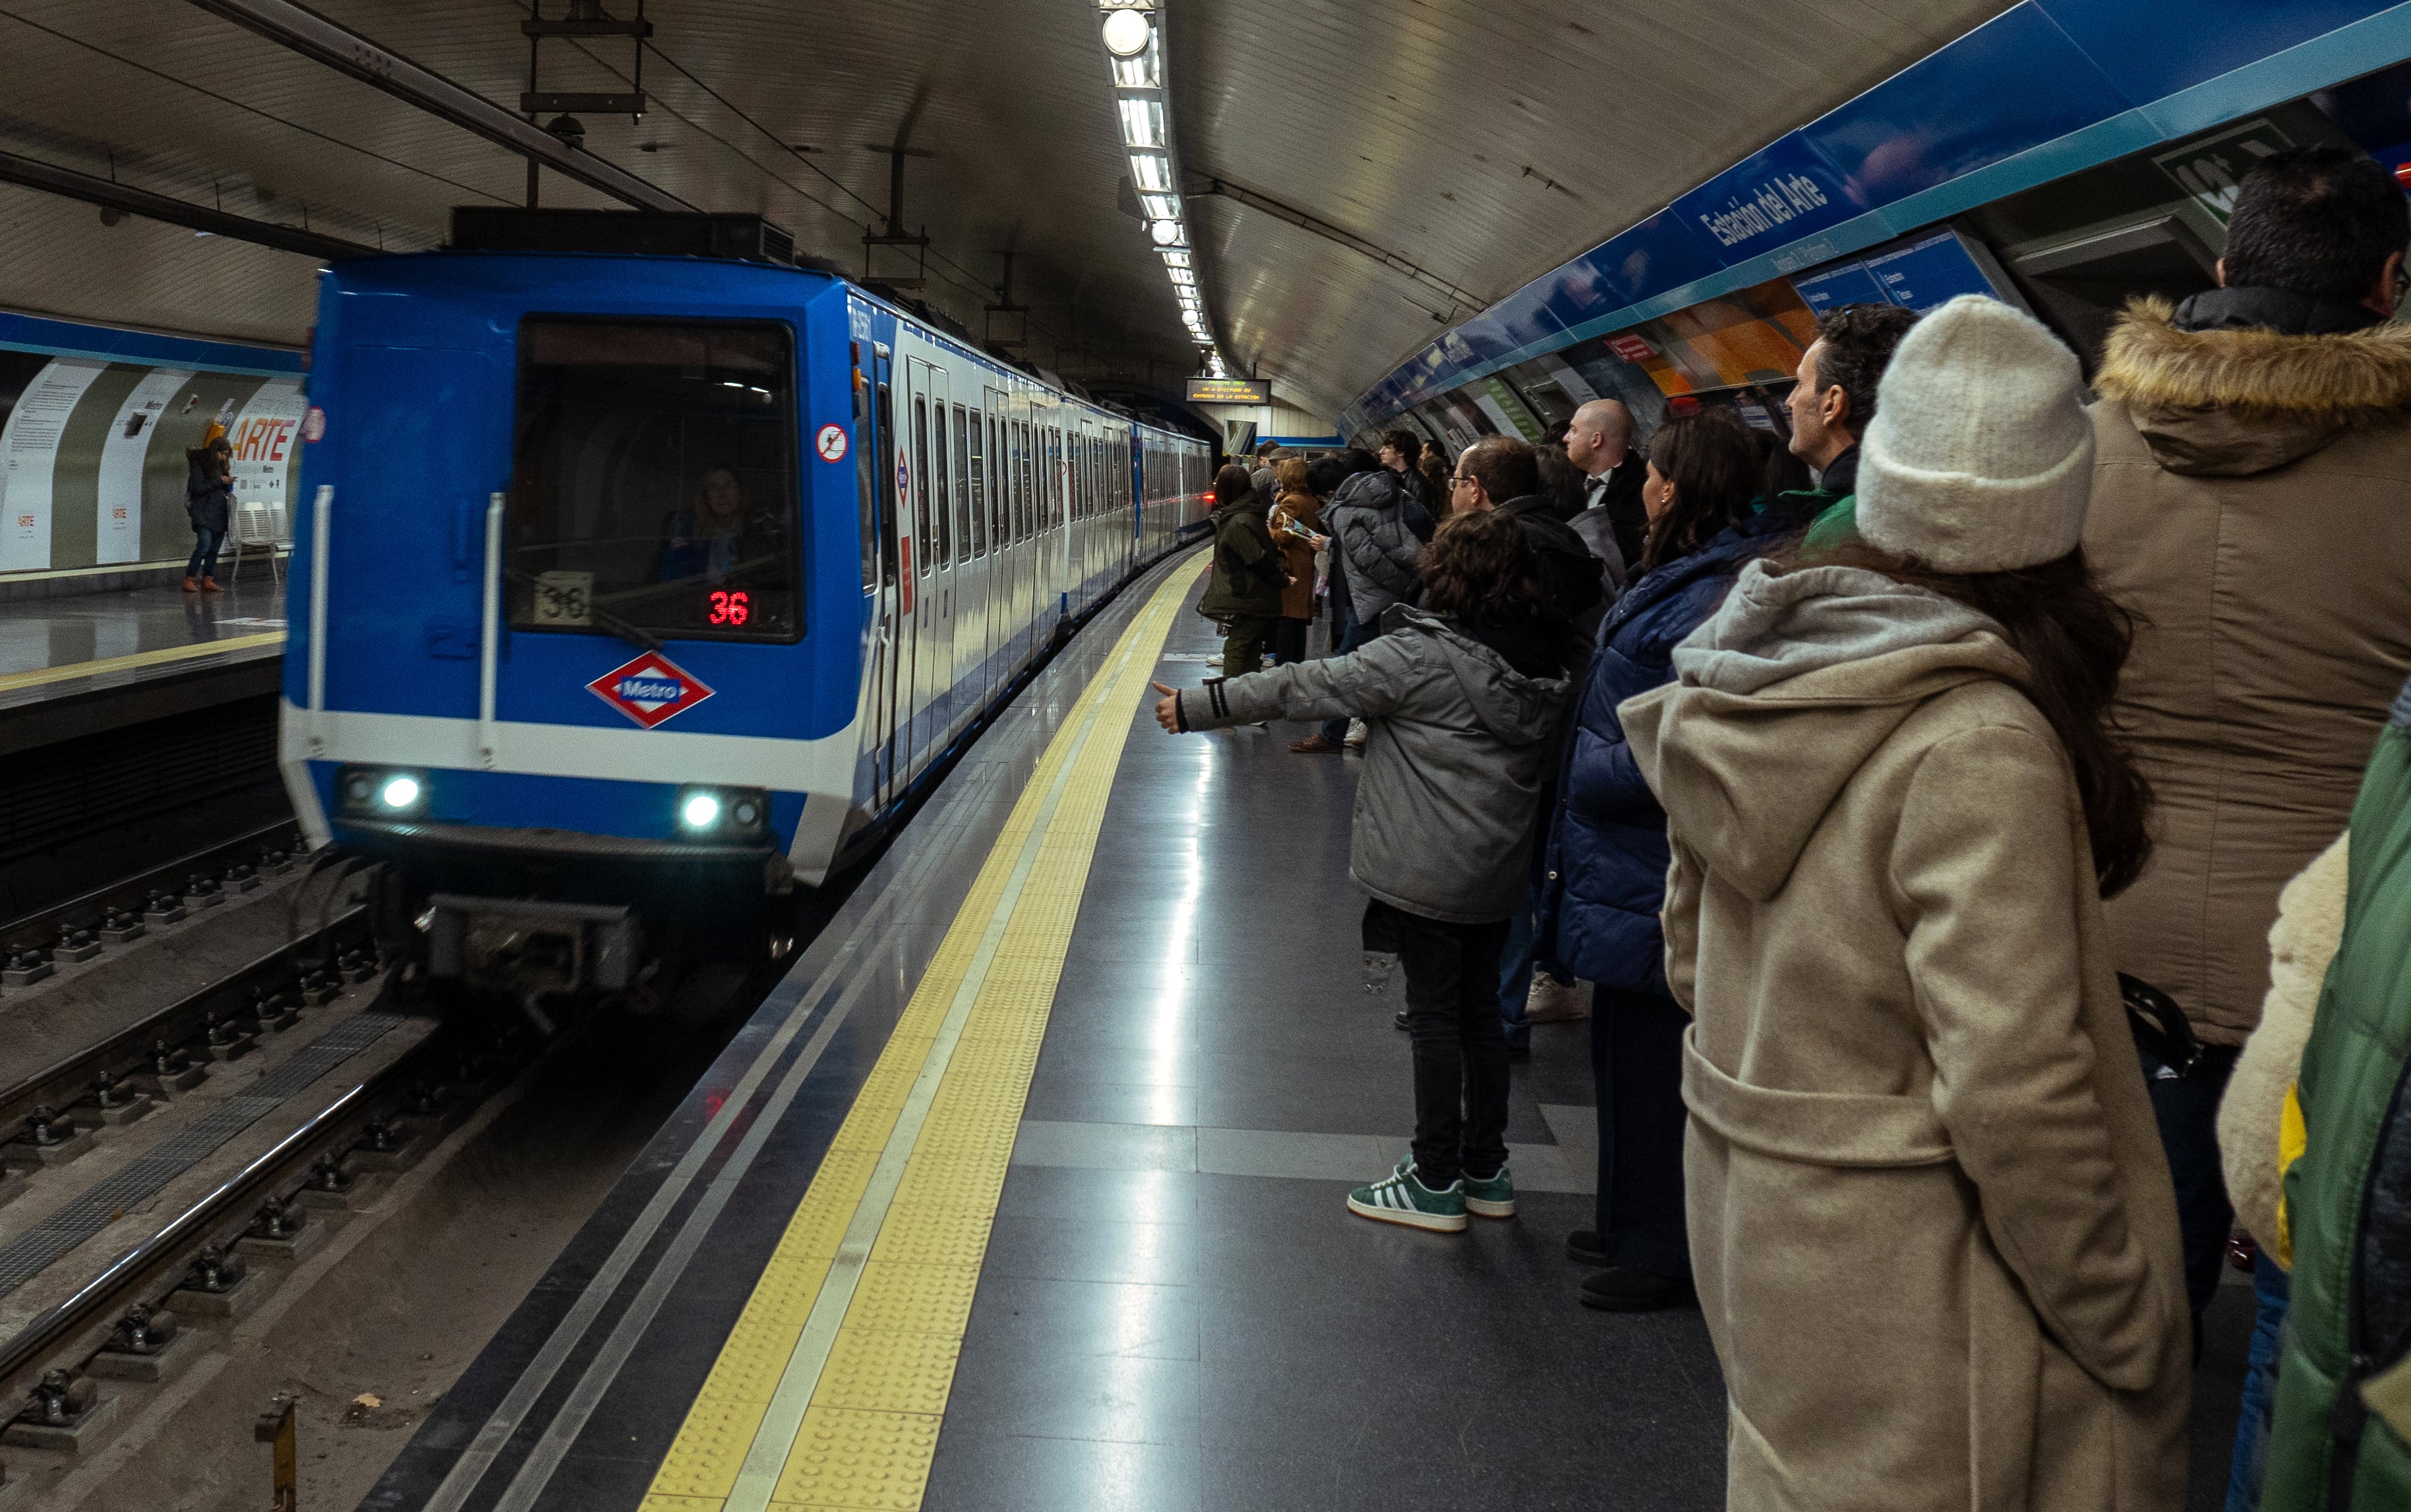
top-left (1111, 38), bottom-right (1160, 88)
top-left (1096, 0), bottom-right (1222, 375)
top-left (1117, 97), bottom-right (1165, 148)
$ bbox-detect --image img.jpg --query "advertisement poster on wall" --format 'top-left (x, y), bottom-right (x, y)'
top-left (0, 358), bottom-right (108, 573)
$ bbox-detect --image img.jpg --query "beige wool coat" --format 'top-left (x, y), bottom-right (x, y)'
top-left (2086, 300), bottom-right (2411, 1045)
top-left (1624, 562), bottom-right (2190, 1512)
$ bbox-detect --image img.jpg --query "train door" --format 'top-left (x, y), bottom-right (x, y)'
top-left (983, 389), bottom-right (1011, 693)
top-left (1011, 407), bottom-right (1034, 666)
top-left (902, 355), bottom-right (951, 778)
top-left (858, 340), bottom-right (905, 812)
top-left (947, 397), bottom-right (984, 738)
top-left (1046, 422), bottom-right (1066, 624)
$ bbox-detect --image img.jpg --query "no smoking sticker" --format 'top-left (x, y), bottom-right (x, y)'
top-left (816, 423), bottom-right (849, 463)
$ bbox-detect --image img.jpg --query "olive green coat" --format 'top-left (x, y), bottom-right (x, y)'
top-left (1197, 495), bottom-right (1284, 620)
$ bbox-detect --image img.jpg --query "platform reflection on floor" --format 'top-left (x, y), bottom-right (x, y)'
top-left (0, 575), bottom-right (285, 709)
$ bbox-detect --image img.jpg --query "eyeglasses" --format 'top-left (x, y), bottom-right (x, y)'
top-left (1451, 474), bottom-right (1475, 488)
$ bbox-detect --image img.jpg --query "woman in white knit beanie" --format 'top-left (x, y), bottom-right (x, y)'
top-left (1617, 295), bottom-right (2192, 1509)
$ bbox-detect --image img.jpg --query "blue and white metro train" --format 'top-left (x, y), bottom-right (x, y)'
top-left (277, 213), bottom-right (1213, 997)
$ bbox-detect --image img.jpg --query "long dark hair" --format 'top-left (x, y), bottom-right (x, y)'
top-left (1533, 444), bottom-right (1589, 520)
top-left (1808, 540), bottom-right (2155, 896)
top-left (1640, 413), bottom-right (1758, 573)
top-left (1212, 463), bottom-right (1253, 506)
top-left (1419, 507), bottom-right (1545, 625)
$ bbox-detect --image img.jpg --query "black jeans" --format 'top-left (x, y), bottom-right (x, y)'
top-left (1369, 899), bottom-right (1510, 1188)
top-left (1270, 616), bottom-right (1309, 666)
top-left (2143, 1041), bottom-right (2242, 1327)
top-left (1592, 988), bottom-right (1694, 1280)
top-left (1219, 614), bottom-right (1274, 680)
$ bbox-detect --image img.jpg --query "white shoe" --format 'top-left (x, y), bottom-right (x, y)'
top-left (1344, 718), bottom-right (1367, 749)
top-left (1525, 972), bottom-right (1590, 1024)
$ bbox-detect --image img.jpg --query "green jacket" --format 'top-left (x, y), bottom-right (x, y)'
top-left (1197, 497), bottom-right (1284, 619)
top-left (2265, 675), bottom-right (2411, 1510)
top-left (1795, 491), bottom-right (1857, 556)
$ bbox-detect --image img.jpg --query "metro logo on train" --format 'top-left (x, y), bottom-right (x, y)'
top-left (587, 651), bottom-right (717, 729)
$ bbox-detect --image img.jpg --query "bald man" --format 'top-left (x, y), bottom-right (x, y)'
top-left (1563, 398), bottom-right (1648, 572)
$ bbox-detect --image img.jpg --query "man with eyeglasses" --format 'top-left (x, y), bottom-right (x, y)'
top-left (1452, 437), bottom-right (1603, 646)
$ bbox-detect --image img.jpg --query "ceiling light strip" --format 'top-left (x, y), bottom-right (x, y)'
top-left (1097, 0), bottom-right (1224, 376)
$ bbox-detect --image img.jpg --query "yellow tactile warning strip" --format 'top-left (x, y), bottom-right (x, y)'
top-left (643, 554), bottom-right (1208, 1512)
top-left (0, 629), bottom-right (282, 694)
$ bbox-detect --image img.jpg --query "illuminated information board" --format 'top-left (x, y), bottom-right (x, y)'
top-left (1185, 378), bottom-right (1272, 403)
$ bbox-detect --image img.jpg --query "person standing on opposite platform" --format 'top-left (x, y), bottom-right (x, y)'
top-left (1266, 457), bottom-right (1324, 667)
top-left (2081, 145), bottom-right (2411, 1358)
top-left (1151, 509), bottom-right (1571, 1231)
top-left (183, 430), bottom-right (233, 595)
top-left (1197, 463), bottom-right (1286, 680)
top-left (1625, 295), bottom-right (2189, 1510)
top-left (1533, 412), bottom-right (1775, 1312)
top-left (1563, 397), bottom-right (1650, 575)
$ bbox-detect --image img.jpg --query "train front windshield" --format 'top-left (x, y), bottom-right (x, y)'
top-left (508, 317), bottom-right (802, 643)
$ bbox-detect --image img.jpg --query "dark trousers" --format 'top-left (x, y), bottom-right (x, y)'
top-left (1270, 616), bottom-right (1309, 666)
top-left (1220, 614), bottom-right (1274, 680)
top-left (187, 527), bottom-right (223, 579)
top-left (1369, 899), bottom-right (1510, 1188)
top-left (1319, 605), bottom-right (1369, 744)
top-left (2143, 1041), bottom-right (2243, 1327)
top-left (1592, 988), bottom-right (1694, 1280)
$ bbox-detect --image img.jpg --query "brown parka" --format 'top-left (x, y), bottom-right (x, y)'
top-left (1623, 560), bottom-right (2189, 1512)
top-left (2085, 299), bottom-right (2411, 1044)
top-left (1268, 489), bottom-right (1321, 620)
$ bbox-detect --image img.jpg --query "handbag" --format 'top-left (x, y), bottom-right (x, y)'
top-left (2118, 972), bottom-right (2203, 1078)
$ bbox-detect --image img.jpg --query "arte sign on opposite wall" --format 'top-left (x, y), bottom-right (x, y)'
top-left (0, 353), bottom-right (308, 573)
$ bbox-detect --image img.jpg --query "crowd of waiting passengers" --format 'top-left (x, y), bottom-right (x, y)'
top-left (1152, 146), bottom-right (2411, 1512)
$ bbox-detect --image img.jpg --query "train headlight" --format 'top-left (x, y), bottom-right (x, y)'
top-left (675, 785), bottom-right (769, 841)
top-left (339, 765), bottom-right (429, 819)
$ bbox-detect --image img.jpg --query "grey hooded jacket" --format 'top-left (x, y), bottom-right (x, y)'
top-left (1321, 468), bottom-right (1427, 624)
top-left (1177, 606), bottom-right (1570, 922)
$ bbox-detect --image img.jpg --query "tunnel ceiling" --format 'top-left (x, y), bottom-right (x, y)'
top-left (0, 0), bottom-right (2013, 420)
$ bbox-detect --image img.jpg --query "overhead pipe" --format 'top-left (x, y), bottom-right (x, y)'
top-left (0, 149), bottom-right (375, 260)
top-left (1187, 172), bottom-right (1483, 316)
top-left (183, 0), bottom-right (692, 214)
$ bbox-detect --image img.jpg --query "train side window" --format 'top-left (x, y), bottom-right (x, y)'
top-left (953, 404), bottom-right (974, 562)
top-left (509, 316), bottom-right (800, 643)
top-left (913, 395), bottom-right (933, 577)
top-left (931, 399), bottom-right (952, 571)
top-left (965, 407), bottom-right (986, 558)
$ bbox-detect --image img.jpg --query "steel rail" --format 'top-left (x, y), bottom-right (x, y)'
top-left (0, 1030), bottom-right (433, 1410)
top-left (0, 819), bottom-right (303, 954)
top-left (0, 905), bottom-right (368, 1146)
top-left (183, 0), bottom-right (692, 214)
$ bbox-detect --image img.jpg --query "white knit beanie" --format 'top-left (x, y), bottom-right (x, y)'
top-left (1855, 294), bottom-right (2093, 573)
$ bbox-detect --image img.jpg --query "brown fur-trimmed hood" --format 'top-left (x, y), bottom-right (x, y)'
top-left (2093, 297), bottom-right (2411, 477)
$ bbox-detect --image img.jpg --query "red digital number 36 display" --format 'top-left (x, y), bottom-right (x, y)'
top-left (708, 590), bottom-right (751, 627)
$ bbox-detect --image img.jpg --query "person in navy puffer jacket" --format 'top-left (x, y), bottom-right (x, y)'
top-left (1536, 411), bottom-right (1793, 1313)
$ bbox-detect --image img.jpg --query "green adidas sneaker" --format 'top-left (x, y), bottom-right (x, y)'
top-left (1348, 1159), bottom-right (1467, 1233)
top-left (1462, 1164), bottom-right (1516, 1219)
